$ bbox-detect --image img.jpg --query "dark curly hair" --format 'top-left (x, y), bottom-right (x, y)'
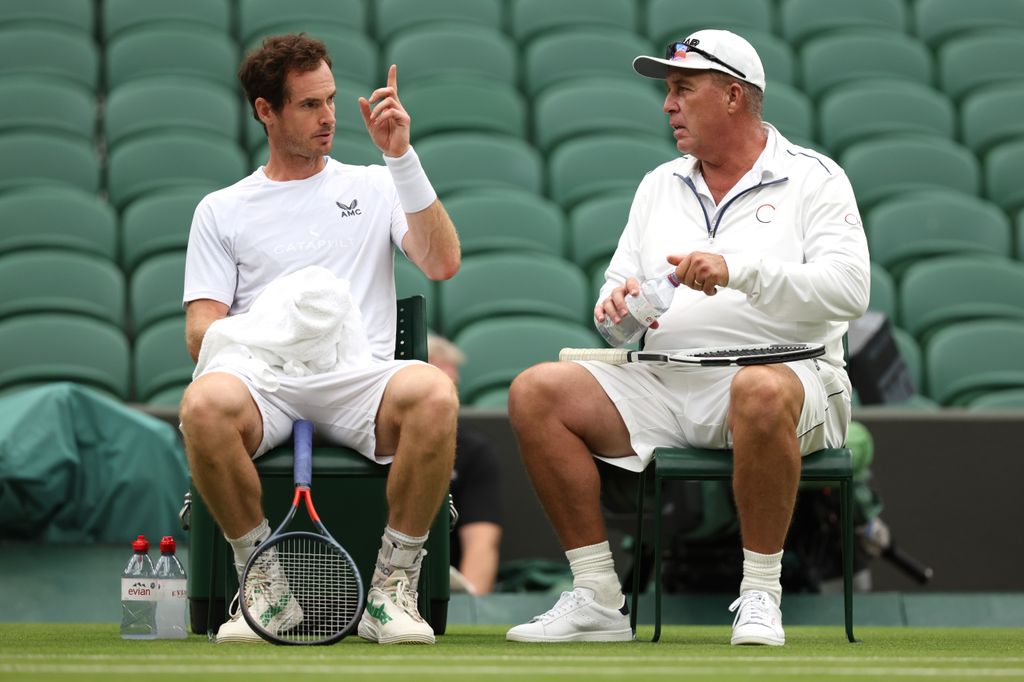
top-left (238, 33), bottom-right (332, 133)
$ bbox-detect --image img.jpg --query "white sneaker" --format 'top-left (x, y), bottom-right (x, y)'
top-left (506, 588), bottom-right (633, 642)
top-left (217, 550), bottom-right (304, 644)
top-left (729, 591), bottom-right (785, 646)
top-left (357, 570), bottom-right (435, 644)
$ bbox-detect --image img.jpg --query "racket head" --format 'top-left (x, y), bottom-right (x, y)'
top-left (240, 530), bottom-right (365, 645)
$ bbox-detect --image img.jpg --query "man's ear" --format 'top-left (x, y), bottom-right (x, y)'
top-left (727, 82), bottom-right (743, 112)
top-left (254, 97), bottom-right (274, 126)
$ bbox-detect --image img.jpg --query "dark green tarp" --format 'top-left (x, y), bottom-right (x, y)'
top-left (0, 383), bottom-right (189, 543)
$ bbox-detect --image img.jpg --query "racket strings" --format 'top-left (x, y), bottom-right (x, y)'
top-left (244, 537), bottom-right (361, 643)
top-left (692, 343), bottom-right (809, 358)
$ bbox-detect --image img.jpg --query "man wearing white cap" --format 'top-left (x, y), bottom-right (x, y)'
top-left (506, 30), bottom-right (869, 645)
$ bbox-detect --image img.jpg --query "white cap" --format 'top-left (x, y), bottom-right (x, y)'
top-left (633, 29), bottom-right (766, 91)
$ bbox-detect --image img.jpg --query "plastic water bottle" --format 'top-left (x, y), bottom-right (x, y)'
top-left (120, 535), bottom-right (157, 640)
top-left (154, 536), bottom-right (188, 639)
top-left (597, 271), bottom-right (682, 346)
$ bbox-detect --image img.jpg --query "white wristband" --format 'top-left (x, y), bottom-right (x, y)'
top-left (383, 146), bottom-right (437, 213)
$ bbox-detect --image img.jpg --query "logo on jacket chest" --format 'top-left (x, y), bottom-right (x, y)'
top-left (336, 199), bottom-right (362, 218)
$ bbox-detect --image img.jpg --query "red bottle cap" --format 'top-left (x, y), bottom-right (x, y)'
top-left (160, 536), bottom-right (176, 553)
top-left (132, 535), bottom-right (149, 552)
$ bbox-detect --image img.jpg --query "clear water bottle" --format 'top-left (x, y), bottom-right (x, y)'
top-left (154, 536), bottom-right (188, 639)
top-left (120, 534), bottom-right (157, 640)
top-left (597, 271), bottom-right (682, 346)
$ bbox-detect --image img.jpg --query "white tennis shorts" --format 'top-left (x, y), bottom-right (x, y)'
top-left (195, 359), bottom-right (425, 462)
top-left (578, 358), bottom-right (852, 472)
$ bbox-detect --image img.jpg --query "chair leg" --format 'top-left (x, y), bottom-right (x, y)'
top-left (630, 470), bottom-right (645, 635)
top-left (652, 475), bottom-right (663, 643)
top-left (841, 478), bottom-right (856, 643)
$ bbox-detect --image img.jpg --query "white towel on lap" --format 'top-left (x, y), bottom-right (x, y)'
top-left (193, 266), bottom-right (372, 392)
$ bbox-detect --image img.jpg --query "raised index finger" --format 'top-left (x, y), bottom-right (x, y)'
top-left (387, 64), bottom-right (397, 94)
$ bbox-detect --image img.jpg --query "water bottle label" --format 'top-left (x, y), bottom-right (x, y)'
top-left (627, 293), bottom-right (660, 326)
top-left (156, 579), bottom-right (188, 601)
top-left (121, 577), bottom-right (156, 600)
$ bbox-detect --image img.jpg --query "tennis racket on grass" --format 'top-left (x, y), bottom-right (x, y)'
top-left (239, 420), bottom-right (364, 645)
top-left (560, 342), bottom-right (825, 366)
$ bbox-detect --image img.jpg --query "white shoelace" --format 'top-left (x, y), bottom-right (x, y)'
top-left (386, 578), bottom-right (424, 623)
top-left (729, 591), bottom-right (774, 626)
top-left (532, 589), bottom-right (587, 624)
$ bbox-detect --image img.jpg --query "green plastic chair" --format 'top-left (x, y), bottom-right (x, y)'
top-left (1018, 208), bottom-right (1024, 261)
top-left (102, 0), bottom-right (232, 41)
top-left (937, 30), bottom-right (1024, 101)
top-left (120, 186), bottom-right (214, 275)
top-left (0, 186), bottom-right (116, 261)
top-left (105, 26), bottom-right (239, 91)
top-left (522, 28), bottom-right (654, 97)
top-left (510, 0), bottom-right (640, 43)
top-left (865, 191), bottom-right (1011, 277)
top-left (984, 139), bottom-right (1024, 213)
top-left (0, 313), bottom-right (130, 399)
top-left (868, 262), bottom-right (898, 324)
top-left (129, 251), bottom-right (186, 337)
top-left (438, 252), bottom-right (590, 336)
top-left (374, 0), bottom-right (503, 43)
top-left (840, 136), bottom-right (980, 210)
top-left (914, 0), bottom-right (1024, 48)
top-left (548, 133), bottom-right (678, 208)
top-left (567, 190), bottom-right (634, 275)
top-left (924, 319), bottom-right (1024, 405)
top-left (630, 446), bottom-right (856, 642)
top-left (0, 26), bottom-right (99, 92)
top-left (403, 77), bottom-right (527, 141)
top-left (0, 250), bottom-right (124, 326)
top-left (899, 256), bottom-right (1024, 341)
top-left (237, 0), bottom-right (368, 45)
top-left (646, 0), bottom-right (774, 48)
top-left (532, 77), bottom-right (668, 152)
top-left (780, 0), bottom-right (907, 45)
top-left (960, 83), bottom-right (1024, 155)
top-left (132, 316), bottom-right (194, 403)
top-left (0, 131), bottom-right (99, 194)
top-left (243, 25), bottom-right (379, 89)
top-left (383, 25), bottom-right (517, 86)
top-left (764, 82), bottom-right (814, 144)
top-left (0, 0), bottom-right (94, 35)
top-left (443, 189), bottom-right (566, 257)
top-left (0, 75), bottom-right (96, 141)
top-left (453, 315), bottom-right (602, 403)
top-left (967, 388), bottom-right (1024, 411)
top-left (818, 79), bottom-right (955, 155)
top-left (799, 32), bottom-right (933, 100)
top-left (892, 326), bottom-right (926, 395)
top-left (108, 132), bottom-right (248, 209)
top-left (416, 133), bottom-right (543, 196)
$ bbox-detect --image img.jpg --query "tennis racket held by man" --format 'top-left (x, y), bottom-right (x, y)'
top-left (559, 342), bottom-right (826, 367)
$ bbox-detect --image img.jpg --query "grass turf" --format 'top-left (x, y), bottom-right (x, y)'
top-left (1, 624), bottom-right (1022, 681)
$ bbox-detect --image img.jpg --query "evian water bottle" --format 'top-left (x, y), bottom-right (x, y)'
top-left (597, 271), bottom-right (682, 346)
top-left (154, 536), bottom-right (188, 639)
top-left (120, 535), bottom-right (157, 640)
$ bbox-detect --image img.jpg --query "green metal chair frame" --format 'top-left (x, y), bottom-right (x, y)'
top-left (630, 446), bottom-right (856, 643)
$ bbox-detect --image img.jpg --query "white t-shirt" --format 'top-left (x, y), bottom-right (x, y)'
top-left (601, 124), bottom-right (870, 369)
top-left (184, 157), bottom-right (410, 362)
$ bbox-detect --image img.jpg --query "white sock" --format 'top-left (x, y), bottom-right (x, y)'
top-left (372, 526), bottom-right (428, 589)
top-left (226, 518), bottom-right (270, 581)
top-left (739, 548), bottom-right (784, 606)
top-left (566, 541), bottom-right (624, 609)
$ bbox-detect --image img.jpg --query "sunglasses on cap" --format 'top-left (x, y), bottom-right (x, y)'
top-left (665, 40), bottom-right (746, 80)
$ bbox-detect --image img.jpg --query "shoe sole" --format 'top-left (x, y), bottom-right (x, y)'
top-left (358, 621), bottom-right (435, 645)
top-left (215, 635), bottom-right (266, 644)
top-left (506, 629), bottom-right (634, 643)
top-left (731, 635), bottom-right (785, 646)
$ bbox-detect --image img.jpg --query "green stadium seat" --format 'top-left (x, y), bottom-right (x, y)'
top-left (818, 79), bottom-right (955, 155)
top-left (129, 251), bottom-right (187, 337)
top-left (438, 252), bottom-right (590, 336)
top-left (383, 25), bottom-right (517, 86)
top-left (914, 0), bottom-right (1024, 48)
top-left (453, 316), bottom-right (602, 403)
top-left (967, 388), bottom-right (1024, 411)
top-left (0, 26), bottom-right (98, 92)
top-left (548, 133), bottom-right (678, 208)
top-left (567, 191), bottom-right (634, 275)
top-left (892, 326), bottom-right (927, 395)
top-left (645, 0), bottom-right (774, 48)
top-left (780, 0), bottom-right (908, 45)
top-left (865, 191), bottom-right (1011, 277)
top-left (416, 133), bottom-right (543, 196)
top-left (840, 137), bottom-right (980, 210)
top-left (121, 187), bottom-right (211, 275)
top-left (924, 319), bottom-right (1024, 405)
top-left (101, 0), bottom-right (232, 41)
top-left (133, 316), bottom-right (194, 404)
top-left (403, 77), bottom-right (527, 141)
top-left (0, 186), bottom-right (116, 261)
top-left (532, 77), bottom-right (668, 152)
top-left (510, 0), bottom-right (639, 43)
top-left (799, 32), bottom-right (933, 100)
top-left (960, 83), bottom-right (1024, 155)
top-left (0, 314), bottom-right (130, 399)
top-left (237, 0), bottom-right (368, 45)
top-left (0, 132), bottom-right (99, 194)
top-left (0, 250), bottom-right (124, 327)
top-left (867, 262), bottom-right (898, 324)
top-left (764, 82), bottom-right (814, 144)
top-left (108, 132), bottom-right (248, 210)
top-left (105, 26), bottom-right (239, 91)
top-left (522, 28), bottom-right (654, 97)
top-left (1018, 208), bottom-right (1024, 262)
top-left (243, 25), bottom-right (379, 89)
top-left (443, 189), bottom-right (566, 257)
top-left (983, 139), bottom-right (1024, 213)
top-left (374, 0), bottom-right (503, 43)
top-left (937, 30), bottom-right (1024, 101)
top-left (0, 0), bottom-right (94, 35)
top-left (105, 77), bottom-right (241, 150)
top-left (0, 75), bottom-right (95, 141)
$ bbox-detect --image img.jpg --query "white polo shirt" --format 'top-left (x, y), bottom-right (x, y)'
top-left (600, 124), bottom-right (870, 369)
top-left (184, 158), bottom-right (410, 362)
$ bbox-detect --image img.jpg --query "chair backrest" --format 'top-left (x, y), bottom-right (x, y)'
top-left (0, 0), bottom-right (94, 35)
top-left (937, 30), bottom-right (1024, 100)
top-left (0, 313), bottom-right (130, 398)
top-left (960, 83), bottom-right (1024, 155)
top-left (375, 0), bottom-right (503, 43)
top-left (645, 0), bottom-right (774, 48)
top-left (105, 26), bottom-right (239, 91)
top-left (0, 26), bottom-right (99, 92)
top-left (0, 250), bottom-right (125, 326)
top-left (402, 77), bottom-right (527, 141)
top-left (132, 315), bottom-right (193, 403)
top-left (438, 252), bottom-right (590, 336)
top-left (237, 0), bottom-right (368, 45)
top-left (567, 190), bottom-right (635, 274)
top-left (0, 75), bottom-right (96, 141)
top-left (0, 187), bottom-right (116, 260)
top-left (383, 25), bottom-right (517, 86)
top-left (915, 0), bottom-right (1024, 48)
top-left (120, 186), bottom-right (211, 274)
top-left (983, 138), bottom-right (1024, 213)
top-left (0, 132), bottom-right (99, 194)
top-left (522, 28), bottom-right (654, 97)
top-left (395, 295), bottom-right (427, 362)
top-left (967, 388), bottom-right (1024, 411)
top-left (416, 133), bottom-right (543, 196)
top-left (892, 326), bottom-right (925, 392)
top-left (511, 0), bottom-right (640, 43)
top-left (818, 79), bottom-right (955, 155)
top-left (867, 262), bottom-right (898, 323)
top-left (453, 315), bottom-right (602, 402)
top-left (443, 189), bottom-right (566, 257)
top-left (763, 82), bottom-right (814, 143)
top-left (102, 0), bottom-right (232, 41)
top-left (799, 32), bottom-right (933, 100)
top-left (129, 251), bottom-right (187, 337)
top-left (925, 319), bottom-right (1024, 405)
top-left (780, 0), bottom-right (908, 45)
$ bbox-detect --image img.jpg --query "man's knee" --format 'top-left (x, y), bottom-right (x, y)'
top-left (729, 366), bottom-right (803, 426)
top-left (179, 373), bottom-right (259, 439)
top-left (389, 364), bottom-right (459, 426)
top-left (508, 362), bottom-right (564, 421)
